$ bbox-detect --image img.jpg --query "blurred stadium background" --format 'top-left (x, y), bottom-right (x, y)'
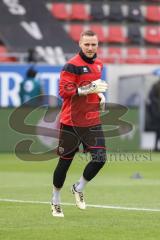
top-left (0, 0), bottom-right (160, 239)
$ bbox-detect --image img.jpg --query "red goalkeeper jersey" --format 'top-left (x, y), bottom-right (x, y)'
top-left (59, 51), bottom-right (103, 127)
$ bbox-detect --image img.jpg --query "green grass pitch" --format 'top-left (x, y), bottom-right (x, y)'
top-left (0, 152), bottom-right (160, 240)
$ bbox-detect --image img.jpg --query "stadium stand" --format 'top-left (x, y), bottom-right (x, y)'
top-left (144, 48), bottom-right (160, 63)
top-left (68, 24), bottom-right (85, 42)
top-left (0, 0), bottom-right (160, 64)
top-left (90, 24), bottom-right (106, 43)
top-left (106, 25), bottom-right (127, 43)
top-left (125, 47), bottom-right (144, 63)
top-left (127, 2), bottom-right (144, 22)
top-left (101, 47), bottom-right (124, 63)
top-left (51, 3), bottom-right (70, 20)
top-left (90, 2), bottom-right (105, 20)
top-left (0, 45), bottom-right (16, 62)
top-left (0, 0), bottom-right (78, 63)
top-left (145, 5), bottom-right (160, 22)
top-left (108, 2), bottom-right (124, 22)
top-left (70, 3), bottom-right (90, 20)
top-left (127, 24), bottom-right (142, 44)
top-left (144, 26), bottom-right (160, 44)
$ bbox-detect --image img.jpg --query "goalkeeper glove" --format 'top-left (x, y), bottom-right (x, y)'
top-left (78, 79), bottom-right (108, 96)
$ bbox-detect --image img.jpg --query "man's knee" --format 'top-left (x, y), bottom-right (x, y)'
top-left (83, 148), bottom-right (107, 181)
top-left (90, 147), bottom-right (107, 166)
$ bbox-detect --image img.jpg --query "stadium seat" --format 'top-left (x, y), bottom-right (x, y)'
top-left (90, 2), bottom-right (105, 20)
top-left (97, 46), bottom-right (106, 60)
top-left (106, 25), bottom-right (127, 43)
top-left (108, 2), bottom-right (124, 22)
top-left (144, 48), bottom-right (160, 63)
top-left (51, 3), bottom-right (69, 20)
top-left (68, 24), bottom-right (85, 42)
top-left (104, 47), bottom-right (124, 63)
top-left (0, 46), bottom-right (15, 62)
top-left (70, 3), bottom-right (90, 20)
top-left (127, 2), bottom-right (143, 22)
top-left (125, 48), bottom-right (144, 63)
top-left (145, 6), bottom-right (160, 22)
top-left (144, 26), bottom-right (160, 44)
top-left (128, 24), bottom-right (142, 44)
top-left (89, 24), bottom-right (106, 43)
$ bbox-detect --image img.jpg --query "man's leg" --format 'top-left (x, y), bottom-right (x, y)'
top-left (52, 157), bottom-right (73, 200)
top-left (51, 151), bottom-right (77, 217)
top-left (72, 147), bottom-right (106, 209)
top-left (51, 124), bottom-right (79, 217)
top-left (72, 125), bottom-right (107, 209)
top-left (51, 157), bottom-right (73, 217)
top-left (83, 147), bottom-right (106, 181)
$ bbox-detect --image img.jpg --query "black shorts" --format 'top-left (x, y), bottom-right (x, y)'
top-left (57, 124), bottom-right (106, 158)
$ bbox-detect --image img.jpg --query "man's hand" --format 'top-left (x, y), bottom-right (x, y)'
top-left (78, 79), bottom-right (108, 96)
top-left (98, 93), bottom-right (106, 112)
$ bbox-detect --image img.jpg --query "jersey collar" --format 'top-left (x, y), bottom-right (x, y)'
top-left (79, 50), bottom-right (97, 64)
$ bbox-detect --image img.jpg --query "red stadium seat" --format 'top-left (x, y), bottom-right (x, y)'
top-left (145, 6), bottom-right (160, 22)
top-left (144, 26), bottom-right (160, 44)
top-left (125, 48), bottom-right (144, 63)
top-left (0, 46), bottom-right (16, 62)
top-left (68, 24), bottom-right (85, 42)
top-left (144, 48), bottom-right (160, 63)
top-left (106, 25), bottom-right (127, 43)
top-left (51, 3), bottom-right (69, 20)
top-left (70, 3), bottom-right (90, 20)
top-left (97, 47), bottom-right (123, 63)
top-left (89, 24), bottom-right (106, 43)
top-left (104, 47), bottom-right (124, 63)
top-left (97, 46), bottom-right (106, 60)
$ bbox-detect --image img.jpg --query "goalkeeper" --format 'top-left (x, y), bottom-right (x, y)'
top-left (51, 30), bottom-right (108, 217)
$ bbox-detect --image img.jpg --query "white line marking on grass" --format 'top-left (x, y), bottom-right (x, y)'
top-left (0, 198), bottom-right (160, 212)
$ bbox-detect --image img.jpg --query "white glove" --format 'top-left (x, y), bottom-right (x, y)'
top-left (98, 93), bottom-right (106, 112)
top-left (78, 79), bottom-right (108, 96)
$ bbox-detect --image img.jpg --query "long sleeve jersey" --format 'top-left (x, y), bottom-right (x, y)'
top-left (59, 51), bottom-right (103, 127)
